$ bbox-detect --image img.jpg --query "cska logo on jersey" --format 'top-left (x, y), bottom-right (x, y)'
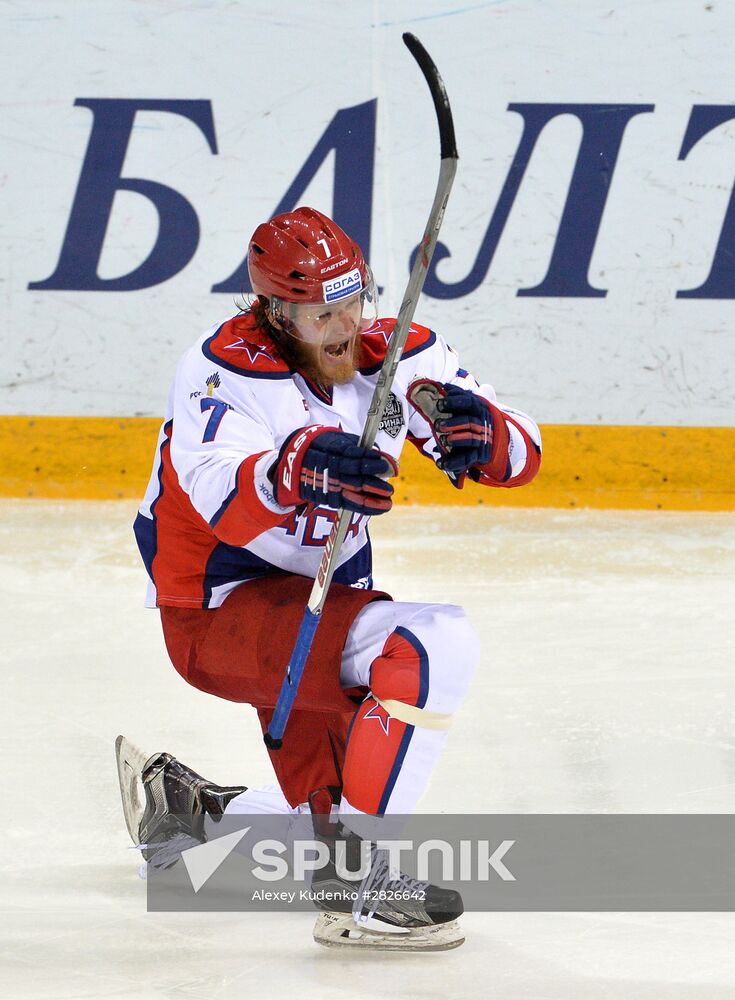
top-left (379, 392), bottom-right (404, 439)
top-left (242, 344), bottom-right (276, 366)
top-left (222, 338), bottom-right (276, 366)
top-left (364, 699), bottom-right (391, 735)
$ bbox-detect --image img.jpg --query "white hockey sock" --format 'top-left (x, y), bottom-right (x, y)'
top-left (223, 784), bottom-right (298, 816)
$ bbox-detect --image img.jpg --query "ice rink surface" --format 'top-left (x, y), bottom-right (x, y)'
top-left (2, 500), bottom-right (735, 999)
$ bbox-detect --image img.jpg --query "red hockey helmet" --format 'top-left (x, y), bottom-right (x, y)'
top-left (248, 206), bottom-right (378, 341)
top-left (248, 206), bottom-right (370, 304)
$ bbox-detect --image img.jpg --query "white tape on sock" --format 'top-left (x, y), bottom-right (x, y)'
top-left (374, 697), bottom-right (453, 730)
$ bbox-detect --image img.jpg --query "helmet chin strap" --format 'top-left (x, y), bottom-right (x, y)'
top-left (265, 302), bottom-right (283, 330)
top-left (266, 302), bottom-right (299, 340)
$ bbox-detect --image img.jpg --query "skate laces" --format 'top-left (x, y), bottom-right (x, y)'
top-left (354, 848), bottom-right (429, 918)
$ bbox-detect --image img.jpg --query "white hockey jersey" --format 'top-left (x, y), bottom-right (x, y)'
top-left (134, 310), bottom-right (541, 609)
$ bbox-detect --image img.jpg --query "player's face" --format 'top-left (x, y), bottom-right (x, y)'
top-left (289, 294), bottom-right (364, 385)
top-left (270, 267), bottom-right (378, 386)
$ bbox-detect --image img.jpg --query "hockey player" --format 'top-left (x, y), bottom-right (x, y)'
top-left (117, 206), bottom-right (541, 950)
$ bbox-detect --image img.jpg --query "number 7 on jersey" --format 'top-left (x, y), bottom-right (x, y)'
top-left (200, 397), bottom-right (229, 442)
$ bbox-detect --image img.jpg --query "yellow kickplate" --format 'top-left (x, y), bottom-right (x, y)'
top-left (0, 416), bottom-right (732, 511)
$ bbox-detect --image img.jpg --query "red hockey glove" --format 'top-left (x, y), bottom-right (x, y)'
top-left (269, 426), bottom-right (398, 515)
top-left (408, 379), bottom-right (493, 476)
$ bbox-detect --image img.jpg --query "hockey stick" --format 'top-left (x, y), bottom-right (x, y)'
top-left (264, 32), bottom-right (458, 750)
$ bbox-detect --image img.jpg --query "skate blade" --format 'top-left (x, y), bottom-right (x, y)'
top-left (313, 912), bottom-right (465, 952)
top-left (114, 734), bottom-right (159, 843)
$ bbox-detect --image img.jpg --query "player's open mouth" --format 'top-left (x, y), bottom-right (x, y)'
top-left (323, 339), bottom-right (350, 359)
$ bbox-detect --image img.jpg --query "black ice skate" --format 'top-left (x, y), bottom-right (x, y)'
top-left (114, 735), bottom-right (246, 874)
top-left (310, 821), bottom-right (465, 951)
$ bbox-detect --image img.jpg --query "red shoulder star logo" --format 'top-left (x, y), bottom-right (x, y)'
top-left (364, 700), bottom-right (392, 735)
top-left (223, 338), bottom-right (275, 365)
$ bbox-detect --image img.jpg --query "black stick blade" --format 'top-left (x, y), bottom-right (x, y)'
top-left (402, 32), bottom-right (458, 161)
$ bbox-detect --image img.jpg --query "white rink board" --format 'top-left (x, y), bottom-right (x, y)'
top-left (2, 501), bottom-right (735, 996)
top-left (2, 0), bottom-right (735, 425)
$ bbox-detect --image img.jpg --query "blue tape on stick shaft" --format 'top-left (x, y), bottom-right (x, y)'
top-left (265, 608), bottom-right (321, 746)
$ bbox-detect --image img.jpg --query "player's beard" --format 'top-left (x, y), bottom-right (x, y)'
top-left (287, 331), bottom-right (361, 387)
